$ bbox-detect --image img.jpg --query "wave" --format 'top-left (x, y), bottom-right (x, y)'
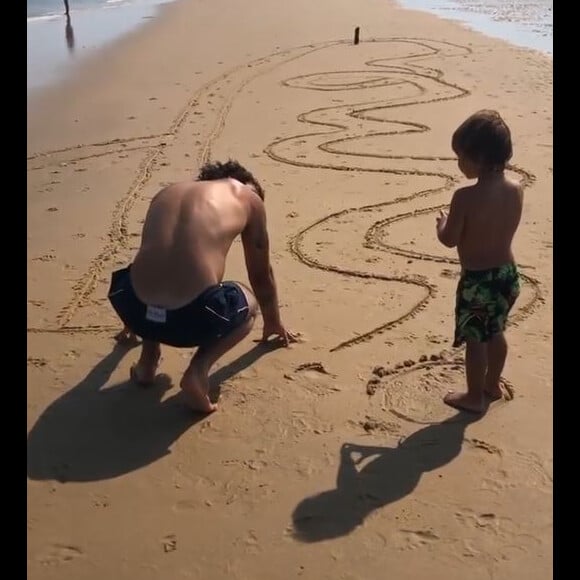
top-left (27, 14), bottom-right (61, 23)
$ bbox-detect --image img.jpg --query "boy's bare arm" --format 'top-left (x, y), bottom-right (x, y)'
top-left (436, 189), bottom-right (466, 248)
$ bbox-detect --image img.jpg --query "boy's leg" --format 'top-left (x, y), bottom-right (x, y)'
top-left (131, 340), bottom-right (161, 385)
top-left (444, 339), bottom-right (487, 413)
top-left (181, 285), bottom-right (258, 413)
top-left (485, 331), bottom-right (508, 400)
top-left (483, 263), bottom-right (518, 401)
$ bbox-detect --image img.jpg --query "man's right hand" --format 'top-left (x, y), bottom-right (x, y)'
top-left (261, 320), bottom-right (299, 347)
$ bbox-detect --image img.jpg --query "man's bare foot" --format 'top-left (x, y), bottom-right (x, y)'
top-left (114, 327), bottom-right (140, 346)
top-left (180, 366), bottom-right (217, 413)
top-left (443, 391), bottom-right (484, 414)
top-left (130, 363), bottom-right (157, 386)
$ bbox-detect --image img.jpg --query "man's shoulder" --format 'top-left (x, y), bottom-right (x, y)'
top-left (238, 184), bottom-right (265, 213)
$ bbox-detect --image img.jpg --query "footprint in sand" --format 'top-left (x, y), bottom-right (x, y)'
top-left (465, 438), bottom-right (502, 455)
top-left (294, 362), bottom-right (335, 377)
top-left (37, 544), bottom-right (84, 566)
top-left (440, 268), bottom-right (459, 279)
top-left (161, 534), bottom-right (177, 553)
top-left (173, 499), bottom-right (200, 512)
top-left (393, 528), bottom-right (440, 551)
top-left (454, 510), bottom-right (500, 534)
top-left (27, 357), bottom-right (48, 368)
top-left (32, 253), bottom-right (56, 262)
top-left (481, 449), bottom-right (552, 494)
top-left (454, 506), bottom-right (546, 559)
top-left (91, 495), bottom-right (109, 508)
top-left (367, 360), bottom-right (471, 424)
top-left (359, 416), bottom-right (401, 435)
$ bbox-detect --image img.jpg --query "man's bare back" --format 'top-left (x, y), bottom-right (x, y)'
top-left (108, 160), bottom-right (295, 413)
top-left (131, 179), bottom-right (251, 308)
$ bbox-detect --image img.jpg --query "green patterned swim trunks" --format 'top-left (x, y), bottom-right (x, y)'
top-left (453, 263), bottom-right (520, 347)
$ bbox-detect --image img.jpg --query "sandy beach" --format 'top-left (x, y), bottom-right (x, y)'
top-left (27, 0), bottom-right (553, 578)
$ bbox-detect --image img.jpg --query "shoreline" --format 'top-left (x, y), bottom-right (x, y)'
top-left (27, 0), bottom-right (177, 94)
top-left (28, 0), bottom-right (552, 99)
top-left (397, 0), bottom-right (552, 57)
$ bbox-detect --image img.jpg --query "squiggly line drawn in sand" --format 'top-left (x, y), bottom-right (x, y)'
top-left (27, 38), bottom-right (543, 347)
top-left (27, 41), bottom-right (347, 335)
top-left (261, 38), bottom-right (542, 353)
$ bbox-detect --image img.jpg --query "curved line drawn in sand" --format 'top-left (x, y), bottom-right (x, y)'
top-left (28, 37), bottom-right (543, 344)
top-left (366, 353), bottom-right (516, 424)
top-left (27, 134), bottom-right (174, 170)
top-left (27, 324), bottom-right (121, 336)
top-left (260, 38), bottom-right (542, 353)
top-left (28, 41), bottom-right (346, 336)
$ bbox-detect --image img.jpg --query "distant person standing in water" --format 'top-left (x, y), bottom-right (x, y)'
top-left (65, 11), bottom-right (75, 53)
top-left (64, 0), bottom-right (70, 17)
top-left (65, 18), bottom-right (75, 52)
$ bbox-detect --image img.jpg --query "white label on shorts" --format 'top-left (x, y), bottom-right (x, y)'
top-left (146, 305), bottom-right (167, 323)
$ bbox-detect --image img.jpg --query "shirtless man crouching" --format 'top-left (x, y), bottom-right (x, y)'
top-left (108, 160), bottom-right (295, 413)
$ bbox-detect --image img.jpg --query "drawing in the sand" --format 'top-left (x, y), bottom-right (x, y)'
top-left (27, 39), bottom-right (543, 411)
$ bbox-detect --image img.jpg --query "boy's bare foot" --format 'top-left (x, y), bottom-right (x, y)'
top-left (484, 384), bottom-right (504, 401)
top-left (130, 363), bottom-right (157, 386)
top-left (443, 391), bottom-right (484, 414)
top-left (180, 366), bottom-right (217, 414)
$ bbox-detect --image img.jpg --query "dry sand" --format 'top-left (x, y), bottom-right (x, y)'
top-left (27, 0), bottom-right (553, 578)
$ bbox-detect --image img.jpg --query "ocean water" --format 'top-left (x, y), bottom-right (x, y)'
top-left (27, 0), bottom-right (175, 93)
top-left (28, 0), bottom-right (139, 20)
top-left (28, 0), bottom-right (553, 94)
top-left (397, 0), bottom-right (552, 56)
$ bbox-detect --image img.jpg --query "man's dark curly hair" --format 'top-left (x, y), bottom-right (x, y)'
top-left (197, 159), bottom-right (265, 200)
top-left (452, 110), bottom-right (513, 169)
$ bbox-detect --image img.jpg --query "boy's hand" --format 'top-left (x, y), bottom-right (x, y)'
top-left (436, 209), bottom-right (448, 230)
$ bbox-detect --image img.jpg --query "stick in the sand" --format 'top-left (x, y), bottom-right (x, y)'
top-left (354, 27), bottom-right (360, 45)
top-left (64, 0), bottom-right (70, 17)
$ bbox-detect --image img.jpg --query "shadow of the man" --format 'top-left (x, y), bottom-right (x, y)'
top-left (27, 340), bottom-right (279, 483)
top-left (292, 410), bottom-right (483, 542)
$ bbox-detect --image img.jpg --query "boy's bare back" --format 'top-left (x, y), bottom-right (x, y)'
top-left (451, 175), bottom-right (523, 270)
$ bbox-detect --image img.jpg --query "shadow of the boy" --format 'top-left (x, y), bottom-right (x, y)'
top-left (293, 410), bottom-right (483, 542)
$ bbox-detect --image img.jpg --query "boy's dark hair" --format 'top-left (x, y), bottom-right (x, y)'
top-left (197, 159), bottom-right (265, 200)
top-left (451, 110), bottom-right (513, 168)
